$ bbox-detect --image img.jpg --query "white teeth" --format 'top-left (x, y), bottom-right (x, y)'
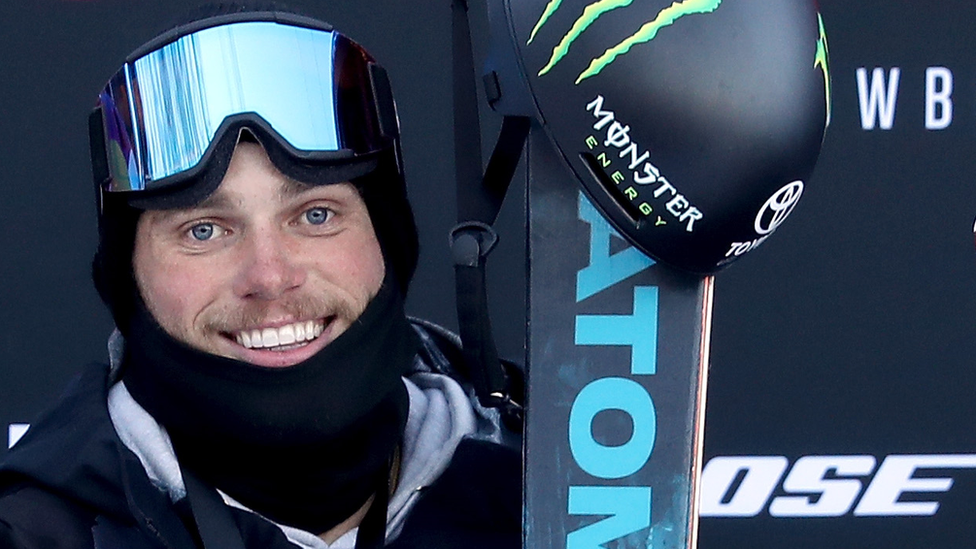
top-left (261, 328), bottom-right (279, 347)
top-left (235, 319), bottom-right (326, 349)
top-left (279, 324), bottom-right (296, 345)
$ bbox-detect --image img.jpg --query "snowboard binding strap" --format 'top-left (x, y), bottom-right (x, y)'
top-left (451, 0), bottom-right (528, 428)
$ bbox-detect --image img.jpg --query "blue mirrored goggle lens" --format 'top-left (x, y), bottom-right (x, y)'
top-left (99, 22), bottom-right (363, 192)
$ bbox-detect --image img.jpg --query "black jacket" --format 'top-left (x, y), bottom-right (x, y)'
top-left (0, 362), bottom-right (520, 549)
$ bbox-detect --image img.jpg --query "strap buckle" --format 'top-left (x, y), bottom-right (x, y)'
top-left (450, 221), bottom-right (499, 268)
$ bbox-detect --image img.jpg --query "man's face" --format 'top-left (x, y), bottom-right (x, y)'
top-left (132, 141), bottom-right (386, 368)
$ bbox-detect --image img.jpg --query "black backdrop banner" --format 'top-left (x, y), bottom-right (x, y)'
top-left (1, 1), bottom-right (975, 548)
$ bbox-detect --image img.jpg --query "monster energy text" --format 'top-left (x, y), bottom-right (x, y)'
top-left (586, 95), bottom-right (703, 232)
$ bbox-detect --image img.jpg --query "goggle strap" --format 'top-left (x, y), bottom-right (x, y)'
top-left (369, 63), bottom-right (400, 141)
top-left (88, 107), bottom-right (109, 215)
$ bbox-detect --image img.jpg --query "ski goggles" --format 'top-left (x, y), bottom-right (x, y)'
top-left (90, 15), bottom-right (399, 195)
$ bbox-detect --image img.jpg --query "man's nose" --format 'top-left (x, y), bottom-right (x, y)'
top-left (233, 229), bottom-right (306, 299)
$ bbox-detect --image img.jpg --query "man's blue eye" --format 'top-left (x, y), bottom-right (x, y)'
top-left (190, 224), bottom-right (215, 241)
top-left (305, 207), bottom-right (330, 225)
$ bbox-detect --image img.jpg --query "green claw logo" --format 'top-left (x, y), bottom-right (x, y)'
top-left (814, 13), bottom-right (831, 127)
top-left (528, 0), bottom-right (722, 84)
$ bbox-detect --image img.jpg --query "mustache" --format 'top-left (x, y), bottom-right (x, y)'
top-left (200, 293), bottom-right (358, 334)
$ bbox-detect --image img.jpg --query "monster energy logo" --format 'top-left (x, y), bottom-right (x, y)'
top-left (814, 13), bottom-right (832, 127)
top-left (528, 0), bottom-right (722, 84)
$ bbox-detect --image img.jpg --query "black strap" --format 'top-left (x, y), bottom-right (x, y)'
top-left (452, 0), bottom-right (531, 227)
top-left (451, 222), bottom-right (503, 408)
top-left (453, 0), bottom-right (484, 218)
top-left (184, 469), bottom-right (247, 549)
top-left (354, 475), bottom-right (390, 549)
top-left (464, 116), bottom-right (532, 225)
top-left (451, 0), bottom-right (528, 425)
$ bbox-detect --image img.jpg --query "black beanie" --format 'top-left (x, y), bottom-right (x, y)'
top-left (91, 3), bottom-right (419, 333)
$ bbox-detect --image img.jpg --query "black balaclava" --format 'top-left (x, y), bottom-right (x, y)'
top-left (123, 271), bottom-right (418, 533)
top-left (108, 144), bottom-right (420, 533)
top-left (89, 2), bottom-right (422, 535)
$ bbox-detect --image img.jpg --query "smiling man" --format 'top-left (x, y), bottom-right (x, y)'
top-left (132, 143), bottom-right (385, 370)
top-left (0, 4), bottom-right (520, 549)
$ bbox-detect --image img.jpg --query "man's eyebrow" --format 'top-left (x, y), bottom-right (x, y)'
top-left (153, 178), bottom-right (338, 221)
top-left (277, 178), bottom-right (335, 201)
top-left (151, 192), bottom-right (235, 222)
top-left (192, 192), bottom-right (235, 211)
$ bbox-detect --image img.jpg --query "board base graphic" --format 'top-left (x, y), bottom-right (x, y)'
top-left (524, 128), bottom-right (712, 549)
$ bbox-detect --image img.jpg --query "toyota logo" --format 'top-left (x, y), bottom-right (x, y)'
top-left (755, 181), bottom-right (804, 235)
